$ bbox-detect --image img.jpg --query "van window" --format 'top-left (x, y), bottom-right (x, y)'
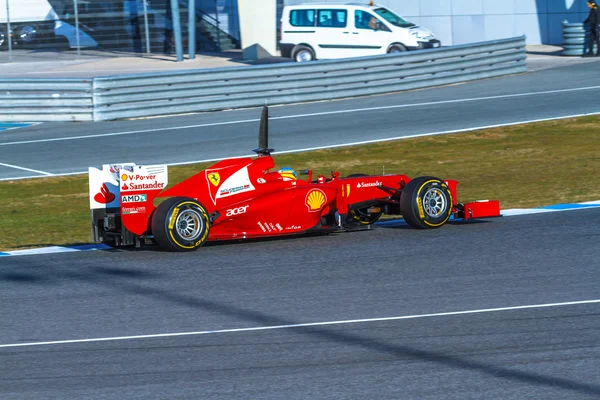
top-left (354, 10), bottom-right (390, 31)
top-left (373, 7), bottom-right (415, 28)
top-left (317, 9), bottom-right (347, 28)
top-left (290, 9), bottom-right (316, 27)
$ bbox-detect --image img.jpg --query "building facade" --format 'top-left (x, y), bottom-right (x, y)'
top-left (281, 0), bottom-right (591, 45)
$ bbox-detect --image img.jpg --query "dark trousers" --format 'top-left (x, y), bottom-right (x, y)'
top-left (589, 28), bottom-right (600, 55)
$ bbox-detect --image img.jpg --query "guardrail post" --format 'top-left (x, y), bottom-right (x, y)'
top-left (170, 0), bottom-right (184, 61)
top-left (143, 0), bottom-right (151, 54)
top-left (215, 0), bottom-right (221, 52)
top-left (562, 20), bottom-right (587, 56)
top-left (73, 0), bottom-right (81, 57)
top-left (5, 0), bottom-right (12, 62)
top-left (189, 0), bottom-right (196, 59)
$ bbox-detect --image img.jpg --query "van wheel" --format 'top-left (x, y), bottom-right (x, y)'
top-left (387, 44), bottom-right (407, 53)
top-left (293, 45), bottom-right (315, 62)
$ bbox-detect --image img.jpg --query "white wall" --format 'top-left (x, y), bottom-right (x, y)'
top-left (238, 0), bottom-right (276, 59)
top-left (282, 0), bottom-right (592, 45)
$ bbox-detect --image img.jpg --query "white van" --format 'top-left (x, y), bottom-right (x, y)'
top-left (280, 2), bottom-right (440, 62)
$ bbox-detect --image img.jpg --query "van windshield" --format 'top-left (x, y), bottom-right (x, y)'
top-left (373, 7), bottom-right (415, 28)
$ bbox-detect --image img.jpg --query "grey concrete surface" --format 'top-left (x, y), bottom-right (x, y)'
top-left (1, 59), bottom-right (600, 180)
top-left (0, 208), bottom-right (599, 399)
top-left (0, 48), bottom-right (292, 78)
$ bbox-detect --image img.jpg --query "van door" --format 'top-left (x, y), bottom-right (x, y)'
top-left (313, 8), bottom-right (354, 59)
top-left (351, 10), bottom-right (393, 56)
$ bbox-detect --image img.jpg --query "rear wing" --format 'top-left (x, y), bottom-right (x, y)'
top-left (88, 163), bottom-right (168, 246)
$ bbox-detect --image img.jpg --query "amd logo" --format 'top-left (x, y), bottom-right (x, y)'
top-left (121, 194), bottom-right (147, 203)
top-left (226, 205), bottom-right (249, 217)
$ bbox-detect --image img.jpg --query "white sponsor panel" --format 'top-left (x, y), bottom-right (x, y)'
top-left (217, 166), bottom-right (255, 200)
top-left (120, 165), bottom-right (168, 192)
top-left (88, 167), bottom-right (120, 209)
top-left (89, 163), bottom-right (168, 210)
top-left (105, 163), bottom-right (136, 181)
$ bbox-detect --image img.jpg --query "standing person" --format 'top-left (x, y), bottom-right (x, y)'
top-left (584, 0), bottom-right (600, 56)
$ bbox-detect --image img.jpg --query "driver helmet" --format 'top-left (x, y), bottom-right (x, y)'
top-left (278, 167), bottom-right (298, 181)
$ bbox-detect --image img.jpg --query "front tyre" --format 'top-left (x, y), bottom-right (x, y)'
top-left (292, 45), bottom-right (315, 62)
top-left (151, 197), bottom-right (210, 251)
top-left (387, 44), bottom-right (407, 53)
top-left (400, 176), bottom-right (452, 229)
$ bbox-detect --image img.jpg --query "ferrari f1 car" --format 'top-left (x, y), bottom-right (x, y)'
top-left (88, 106), bottom-right (501, 251)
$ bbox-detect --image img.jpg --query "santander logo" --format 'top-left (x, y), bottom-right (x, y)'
top-left (94, 183), bottom-right (116, 204)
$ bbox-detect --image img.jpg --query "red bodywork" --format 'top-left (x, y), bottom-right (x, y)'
top-left (116, 153), bottom-right (500, 241)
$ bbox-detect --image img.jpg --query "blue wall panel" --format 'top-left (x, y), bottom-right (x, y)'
top-left (420, 0), bottom-right (453, 17)
top-left (451, 0), bottom-right (484, 15)
top-left (420, 16), bottom-right (453, 45)
top-left (452, 15), bottom-right (484, 44)
top-left (484, 15), bottom-right (516, 41)
top-left (483, 0), bottom-right (516, 15)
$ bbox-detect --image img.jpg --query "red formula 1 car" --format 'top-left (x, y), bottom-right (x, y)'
top-left (88, 106), bottom-right (500, 251)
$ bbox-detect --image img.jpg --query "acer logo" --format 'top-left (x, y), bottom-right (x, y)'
top-left (226, 205), bottom-right (249, 217)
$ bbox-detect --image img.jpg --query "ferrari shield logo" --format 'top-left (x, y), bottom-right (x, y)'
top-left (208, 172), bottom-right (220, 186)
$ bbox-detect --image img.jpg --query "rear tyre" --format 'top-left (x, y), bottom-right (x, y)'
top-left (346, 174), bottom-right (383, 225)
top-left (151, 197), bottom-right (210, 252)
top-left (400, 176), bottom-right (452, 229)
top-left (292, 45), bottom-right (315, 62)
top-left (387, 44), bottom-right (407, 53)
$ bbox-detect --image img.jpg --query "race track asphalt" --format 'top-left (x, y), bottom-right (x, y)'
top-left (0, 208), bottom-right (599, 399)
top-left (1, 60), bottom-right (600, 180)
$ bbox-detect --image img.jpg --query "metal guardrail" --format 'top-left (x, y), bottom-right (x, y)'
top-left (562, 21), bottom-right (596, 56)
top-left (0, 78), bottom-right (93, 122)
top-left (0, 37), bottom-right (527, 122)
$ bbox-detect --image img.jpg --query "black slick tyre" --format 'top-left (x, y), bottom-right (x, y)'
top-left (400, 176), bottom-right (452, 229)
top-left (292, 45), bottom-right (315, 62)
top-left (151, 197), bottom-right (210, 251)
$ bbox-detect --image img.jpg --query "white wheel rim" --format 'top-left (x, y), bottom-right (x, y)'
top-left (297, 50), bottom-right (312, 62)
top-left (175, 209), bottom-right (204, 241)
top-left (423, 188), bottom-right (447, 218)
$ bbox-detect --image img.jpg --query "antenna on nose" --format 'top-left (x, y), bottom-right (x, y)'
top-left (254, 103), bottom-right (274, 156)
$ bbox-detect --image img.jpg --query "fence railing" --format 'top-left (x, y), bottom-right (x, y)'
top-left (0, 36), bottom-right (527, 122)
top-left (561, 21), bottom-right (596, 56)
top-left (0, 78), bottom-right (93, 122)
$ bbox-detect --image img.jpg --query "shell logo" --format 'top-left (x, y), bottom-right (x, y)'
top-left (305, 189), bottom-right (327, 212)
top-left (121, 174), bottom-right (128, 181)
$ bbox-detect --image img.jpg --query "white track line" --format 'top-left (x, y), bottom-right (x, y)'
top-left (0, 299), bottom-right (598, 349)
top-left (1, 85), bottom-right (600, 148)
top-left (0, 162), bottom-right (53, 176)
